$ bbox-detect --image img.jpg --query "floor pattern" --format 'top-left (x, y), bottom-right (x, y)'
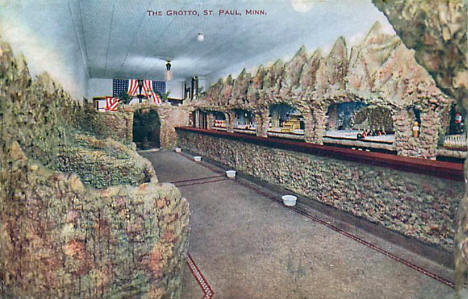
top-left (176, 152), bottom-right (454, 289)
top-left (142, 150), bottom-right (454, 299)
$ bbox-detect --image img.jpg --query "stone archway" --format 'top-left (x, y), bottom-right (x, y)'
top-left (132, 108), bottom-right (161, 149)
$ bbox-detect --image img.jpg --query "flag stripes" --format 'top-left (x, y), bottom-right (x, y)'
top-left (105, 97), bottom-right (120, 111)
top-left (113, 79), bottom-right (165, 99)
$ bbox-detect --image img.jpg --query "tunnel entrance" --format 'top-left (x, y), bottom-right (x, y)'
top-left (132, 109), bottom-right (161, 149)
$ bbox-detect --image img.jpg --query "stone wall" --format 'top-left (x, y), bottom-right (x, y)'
top-left (158, 106), bottom-right (192, 149)
top-left (370, 0), bottom-right (467, 294)
top-left (178, 130), bottom-right (463, 252)
top-left (79, 106), bottom-right (134, 145)
top-left (191, 22), bottom-right (454, 159)
top-left (0, 37), bottom-right (190, 298)
top-left (124, 104), bottom-right (192, 149)
top-left (1, 142), bottom-right (189, 298)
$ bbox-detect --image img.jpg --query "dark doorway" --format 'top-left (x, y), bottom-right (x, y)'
top-left (133, 109), bottom-right (161, 149)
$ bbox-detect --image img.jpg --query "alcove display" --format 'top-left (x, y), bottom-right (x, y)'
top-left (213, 111), bottom-right (227, 129)
top-left (442, 104), bottom-right (466, 150)
top-left (268, 103), bottom-right (304, 136)
top-left (234, 110), bottom-right (256, 133)
top-left (325, 102), bottom-right (394, 144)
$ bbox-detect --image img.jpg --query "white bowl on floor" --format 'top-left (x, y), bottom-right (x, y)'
top-left (175, 147), bottom-right (182, 153)
top-left (226, 170), bottom-right (236, 178)
top-left (193, 156), bottom-right (202, 162)
top-left (282, 195), bottom-right (297, 207)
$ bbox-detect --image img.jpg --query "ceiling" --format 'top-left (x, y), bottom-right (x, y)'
top-left (1, 0), bottom-right (394, 83)
top-left (77, 0), bottom-right (394, 81)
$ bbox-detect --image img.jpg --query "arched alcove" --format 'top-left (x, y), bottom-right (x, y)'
top-left (441, 104), bottom-right (466, 150)
top-left (233, 109), bottom-right (256, 133)
top-left (324, 102), bottom-right (395, 151)
top-left (212, 111), bottom-right (227, 129)
top-left (132, 108), bottom-right (161, 149)
top-left (268, 103), bottom-right (305, 138)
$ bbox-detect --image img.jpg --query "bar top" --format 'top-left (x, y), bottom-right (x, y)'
top-left (176, 127), bottom-right (464, 182)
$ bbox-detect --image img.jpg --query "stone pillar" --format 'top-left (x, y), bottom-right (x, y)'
top-left (207, 112), bottom-right (215, 130)
top-left (393, 109), bottom-right (439, 159)
top-left (255, 109), bottom-right (269, 137)
top-left (125, 111), bottom-right (134, 142)
top-left (310, 106), bottom-right (326, 144)
top-left (327, 104), bottom-right (338, 130)
top-left (393, 109), bottom-right (412, 157)
top-left (419, 111), bottom-right (440, 159)
top-left (158, 107), bottom-right (191, 149)
top-left (226, 111), bottom-right (235, 133)
top-left (303, 110), bottom-right (314, 143)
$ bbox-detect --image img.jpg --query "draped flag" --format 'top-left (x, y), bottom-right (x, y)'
top-left (105, 97), bottom-right (120, 111)
top-left (128, 79), bottom-right (139, 97)
top-left (127, 79), bottom-right (161, 105)
top-left (143, 80), bottom-right (161, 105)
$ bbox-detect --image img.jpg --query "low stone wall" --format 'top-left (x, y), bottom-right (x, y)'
top-left (79, 107), bottom-right (134, 144)
top-left (178, 129), bottom-right (463, 251)
top-left (0, 142), bottom-right (190, 298)
top-left (55, 134), bottom-right (155, 189)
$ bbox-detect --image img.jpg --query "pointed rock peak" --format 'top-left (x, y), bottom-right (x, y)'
top-left (310, 49), bottom-right (322, 60)
top-left (368, 21), bottom-right (383, 35)
top-left (217, 78), bottom-right (224, 85)
top-left (238, 68), bottom-right (247, 79)
top-left (273, 59), bottom-right (284, 67)
top-left (328, 36), bottom-right (347, 59)
top-left (294, 46), bottom-right (307, 58)
top-left (225, 74), bottom-right (233, 84)
top-left (361, 21), bottom-right (387, 44)
top-left (255, 65), bottom-right (265, 77)
top-left (15, 53), bottom-right (30, 74)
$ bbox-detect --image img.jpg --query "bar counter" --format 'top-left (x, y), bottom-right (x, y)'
top-left (176, 126), bottom-right (464, 181)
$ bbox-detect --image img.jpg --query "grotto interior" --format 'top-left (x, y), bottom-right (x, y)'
top-left (0, 0), bottom-right (466, 298)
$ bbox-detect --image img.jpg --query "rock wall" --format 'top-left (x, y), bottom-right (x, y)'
top-left (192, 22), bottom-right (454, 159)
top-left (178, 130), bottom-right (463, 252)
top-left (370, 0), bottom-right (467, 294)
top-left (0, 37), bottom-right (190, 298)
top-left (79, 106), bottom-right (134, 145)
top-left (124, 104), bottom-right (192, 149)
top-left (0, 142), bottom-right (189, 298)
top-left (158, 106), bottom-right (192, 149)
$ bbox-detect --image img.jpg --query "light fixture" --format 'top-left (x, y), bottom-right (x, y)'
top-left (290, 0), bottom-right (313, 13)
top-left (165, 61), bottom-right (172, 81)
top-left (197, 33), bottom-right (204, 42)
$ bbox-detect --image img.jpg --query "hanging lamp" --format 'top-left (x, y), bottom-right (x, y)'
top-left (165, 61), bottom-right (172, 81)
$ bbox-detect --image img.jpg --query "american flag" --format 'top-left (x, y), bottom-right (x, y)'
top-left (113, 79), bottom-right (166, 98)
top-left (105, 97), bottom-right (120, 111)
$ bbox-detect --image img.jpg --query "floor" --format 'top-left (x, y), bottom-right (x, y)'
top-left (141, 150), bottom-right (454, 299)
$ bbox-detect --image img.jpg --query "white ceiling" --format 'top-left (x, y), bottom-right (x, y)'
top-left (77, 0), bottom-right (393, 81)
top-left (1, 0), bottom-right (395, 83)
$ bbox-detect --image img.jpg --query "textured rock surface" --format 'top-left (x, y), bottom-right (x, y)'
top-left (178, 130), bottom-right (463, 252)
top-left (55, 134), bottom-right (155, 189)
top-left (371, 0), bottom-right (467, 293)
top-left (0, 37), bottom-right (190, 298)
top-left (79, 106), bottom-right (134, 144)
top-left (192, 22), bottom-right (454, 159)
top-left (372, 0), bottom-right (467, 105)
top-left (0, 142), bottom-right (189, 298)
top-left (124, 104), bottom-right (192, 149)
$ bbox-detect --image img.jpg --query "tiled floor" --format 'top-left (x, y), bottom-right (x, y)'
top-left (141, 150), bottom-right (454, 299)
